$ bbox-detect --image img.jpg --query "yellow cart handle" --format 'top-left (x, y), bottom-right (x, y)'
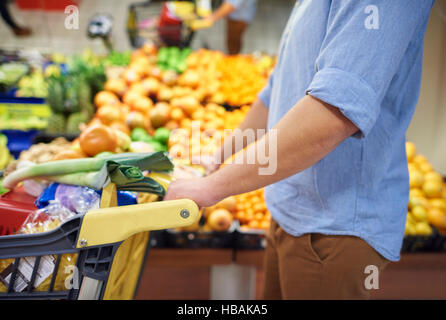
top-left (76, 183), bottom-right (199, 248)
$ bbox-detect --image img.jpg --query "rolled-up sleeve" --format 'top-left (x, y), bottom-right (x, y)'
top-left (225, 0), bottom-right (243, 9)
top-left (258, 71), bottom-right (274, 108)
top-left (306, 0), bottom-right (434, 137)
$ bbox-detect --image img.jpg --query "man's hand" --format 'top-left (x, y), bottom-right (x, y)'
top-left (164, 177), bottom-right (222, 208)
top-left (191, 154), bottom-right (220, 174)
top-left (189, 17), bottom-right (214, 31)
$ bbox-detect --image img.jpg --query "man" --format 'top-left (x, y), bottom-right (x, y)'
top-left (166, 0), bottom-right (435, 299)
top-left (195, 0), bottom-right (257, 54)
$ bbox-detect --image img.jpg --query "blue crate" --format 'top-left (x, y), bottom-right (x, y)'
top-left (1, 129), bottom-right (40, 158)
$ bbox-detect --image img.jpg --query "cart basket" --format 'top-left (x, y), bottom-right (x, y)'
top-left (0, 183), bottom-right (199, 300)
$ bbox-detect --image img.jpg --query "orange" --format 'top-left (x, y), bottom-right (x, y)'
top-left (236, 203), bottom-right (245, 211)
top-left (253, 203), bottom-right (264, 213)
top-left (104, 78), bottom-right (127, 96)
top-left (97, 105), bottom-right (122, 124)
top-left (254, 213), bottom-right (264, 221)
top-left (123, 90), bottom-right (143, 106)
top-left (171, 108), bottom-right (185, 121)
top-left (236, 211), bottom-right (246, 223)
top-left (251, 196), bottom-right (261, 204)
top-left (132, 96), bottom-right (153, 114)
top-left (259, 220), bottom-right (270, 230)
top-left (180, 118), bottom-right (192, 130)
top-left (110, 121), bottom-right (130, 135)
top-left (94, 91), bottom-right (120, 108)
top-left (245, 212), bottom-right (254, 222)
top-left (122, 68), bottom-right (141, 84)
top-left (79, 124), bottom-right (118, 157)
top-left (248, 220), bottom-right (260, 229)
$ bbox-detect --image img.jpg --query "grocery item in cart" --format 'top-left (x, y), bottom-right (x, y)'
top-left (0, 201), bottom-right (80, 293)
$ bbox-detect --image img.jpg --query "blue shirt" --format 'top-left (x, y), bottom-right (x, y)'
top-left (258, 0), bottom-right (434, 261)
top-left (226, 0), bottom-right (257, 23)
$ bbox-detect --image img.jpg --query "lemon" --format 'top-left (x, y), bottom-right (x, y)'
top-left (429, 199), bottom-right (446, 211)
top-left (413, 154), bottom-right (428, 165)
top-left (405, 221), bottom-right (416, 236)
top-left (408, 196), bottom-right (422, 210)
top-left (408, 163), bottom-right (418, 172)
top-left (412, 205), bottom-right (427, 222)
top-left (409, 170), bottom-right (424, 188)
top-left (410, 188), bottom-right (424, 198)
top-left (424, 171), bottom-right (443, 183)
top-left (419, 162), bottom-right (434, 174)
top-left (415, 222), bottom-right (433, 236)
top-left (406, 211), bottom-right (416, 225)
top-left (406, 142), bottom-right (417, 162)
top-left (422, 180), bottom-right (443, 198)
top-left (427, 208), bottom-right (446, 229)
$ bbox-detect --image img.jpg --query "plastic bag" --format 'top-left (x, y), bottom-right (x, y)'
top-left (36, 183), bottom-right (100, 214)
top-left (0, 202), bottom-right (79, 293)
top-left (54, 184), bottom-right (100, 214)
top-left (19, 200), bottom-right (75, 235)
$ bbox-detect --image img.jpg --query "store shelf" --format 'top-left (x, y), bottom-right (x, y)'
top-left (135, 248), bottom-right (446, 300)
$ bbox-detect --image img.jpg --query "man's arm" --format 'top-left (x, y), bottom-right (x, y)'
top-left (208, 1), bottom-right (237, 23)
top-left (200, 98), bottom-right (268, 172)
top-left (165, 95), bottom-right (358, 206)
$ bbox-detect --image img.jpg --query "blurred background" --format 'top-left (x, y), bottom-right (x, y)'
top-left (1, 0), bottom-right (444, 171)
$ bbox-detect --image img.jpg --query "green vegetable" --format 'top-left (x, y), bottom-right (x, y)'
top-left (47, 161), bottom-right (165, 195)
top-left (107, 162), bottom-right (144, 185)
top-left (116, 177), bottom-right (165, 196)
top-left (154, 127), bottom-right (170, 145)
top-left (149, 141), bottom-right (167, 152)
top-left (95, 151), bottom-right (115, 158)
top-left (156, 47), bottom-right (192, 74)
top-left (2, 152), bottom-right (173, 189)
top-left (131, 127), bottom-right (149, 141)
top-left (0, 179), bottom-right (8, 195)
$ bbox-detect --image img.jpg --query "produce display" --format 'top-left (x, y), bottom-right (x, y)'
top-left (2, 45), bottom-right (445, 253)
top-left (14, 137), bottom-right (71, 164)
top-left (406, 142), bottom-right (446, 235)
top-left (217, 55), bottom-right (270, 106)
top-left (46, 55), bottom-right (105, 135)
top-left (0, 62), bottom-right (28, 91)
top-left (157, 47), bottom-right (192, 73)
top-left (105, 51), bottom-right (131, 67)
top-left (15, 69), bottom-right (47, 98)
top-left (0, 133), bottom-right (14, 171)
top-left (235, 189), bottom-right (270, 230)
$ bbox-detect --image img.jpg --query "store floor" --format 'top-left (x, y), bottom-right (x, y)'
top-left (1, 0), bottom-right (293, 55)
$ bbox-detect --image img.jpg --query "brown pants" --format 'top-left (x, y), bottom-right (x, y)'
top-left (263, 219), bottom-right (389, 300)
top-left (226, 18), bottom-right (248, 55)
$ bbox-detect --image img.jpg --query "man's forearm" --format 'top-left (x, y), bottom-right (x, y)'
top-left (206, 95), bottom-right (359, 200)
top-left (214, 98), bottom-right (269, 165)
top-left (210, 2), bottom-right (236, 22)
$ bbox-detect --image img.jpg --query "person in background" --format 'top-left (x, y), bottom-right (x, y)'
top-left (0, 0), bottom-right (31, 36)
top-left (200, 0), bottom-right (257, 54)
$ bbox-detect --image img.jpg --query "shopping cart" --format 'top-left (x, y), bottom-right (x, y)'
top-left (0, 183), bottom-right (199, 300)
top-left (127, 0), bottom-right (202, 49)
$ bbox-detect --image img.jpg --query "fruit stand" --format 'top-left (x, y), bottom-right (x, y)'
top-left (1, 43), bottom-right (446, 300)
